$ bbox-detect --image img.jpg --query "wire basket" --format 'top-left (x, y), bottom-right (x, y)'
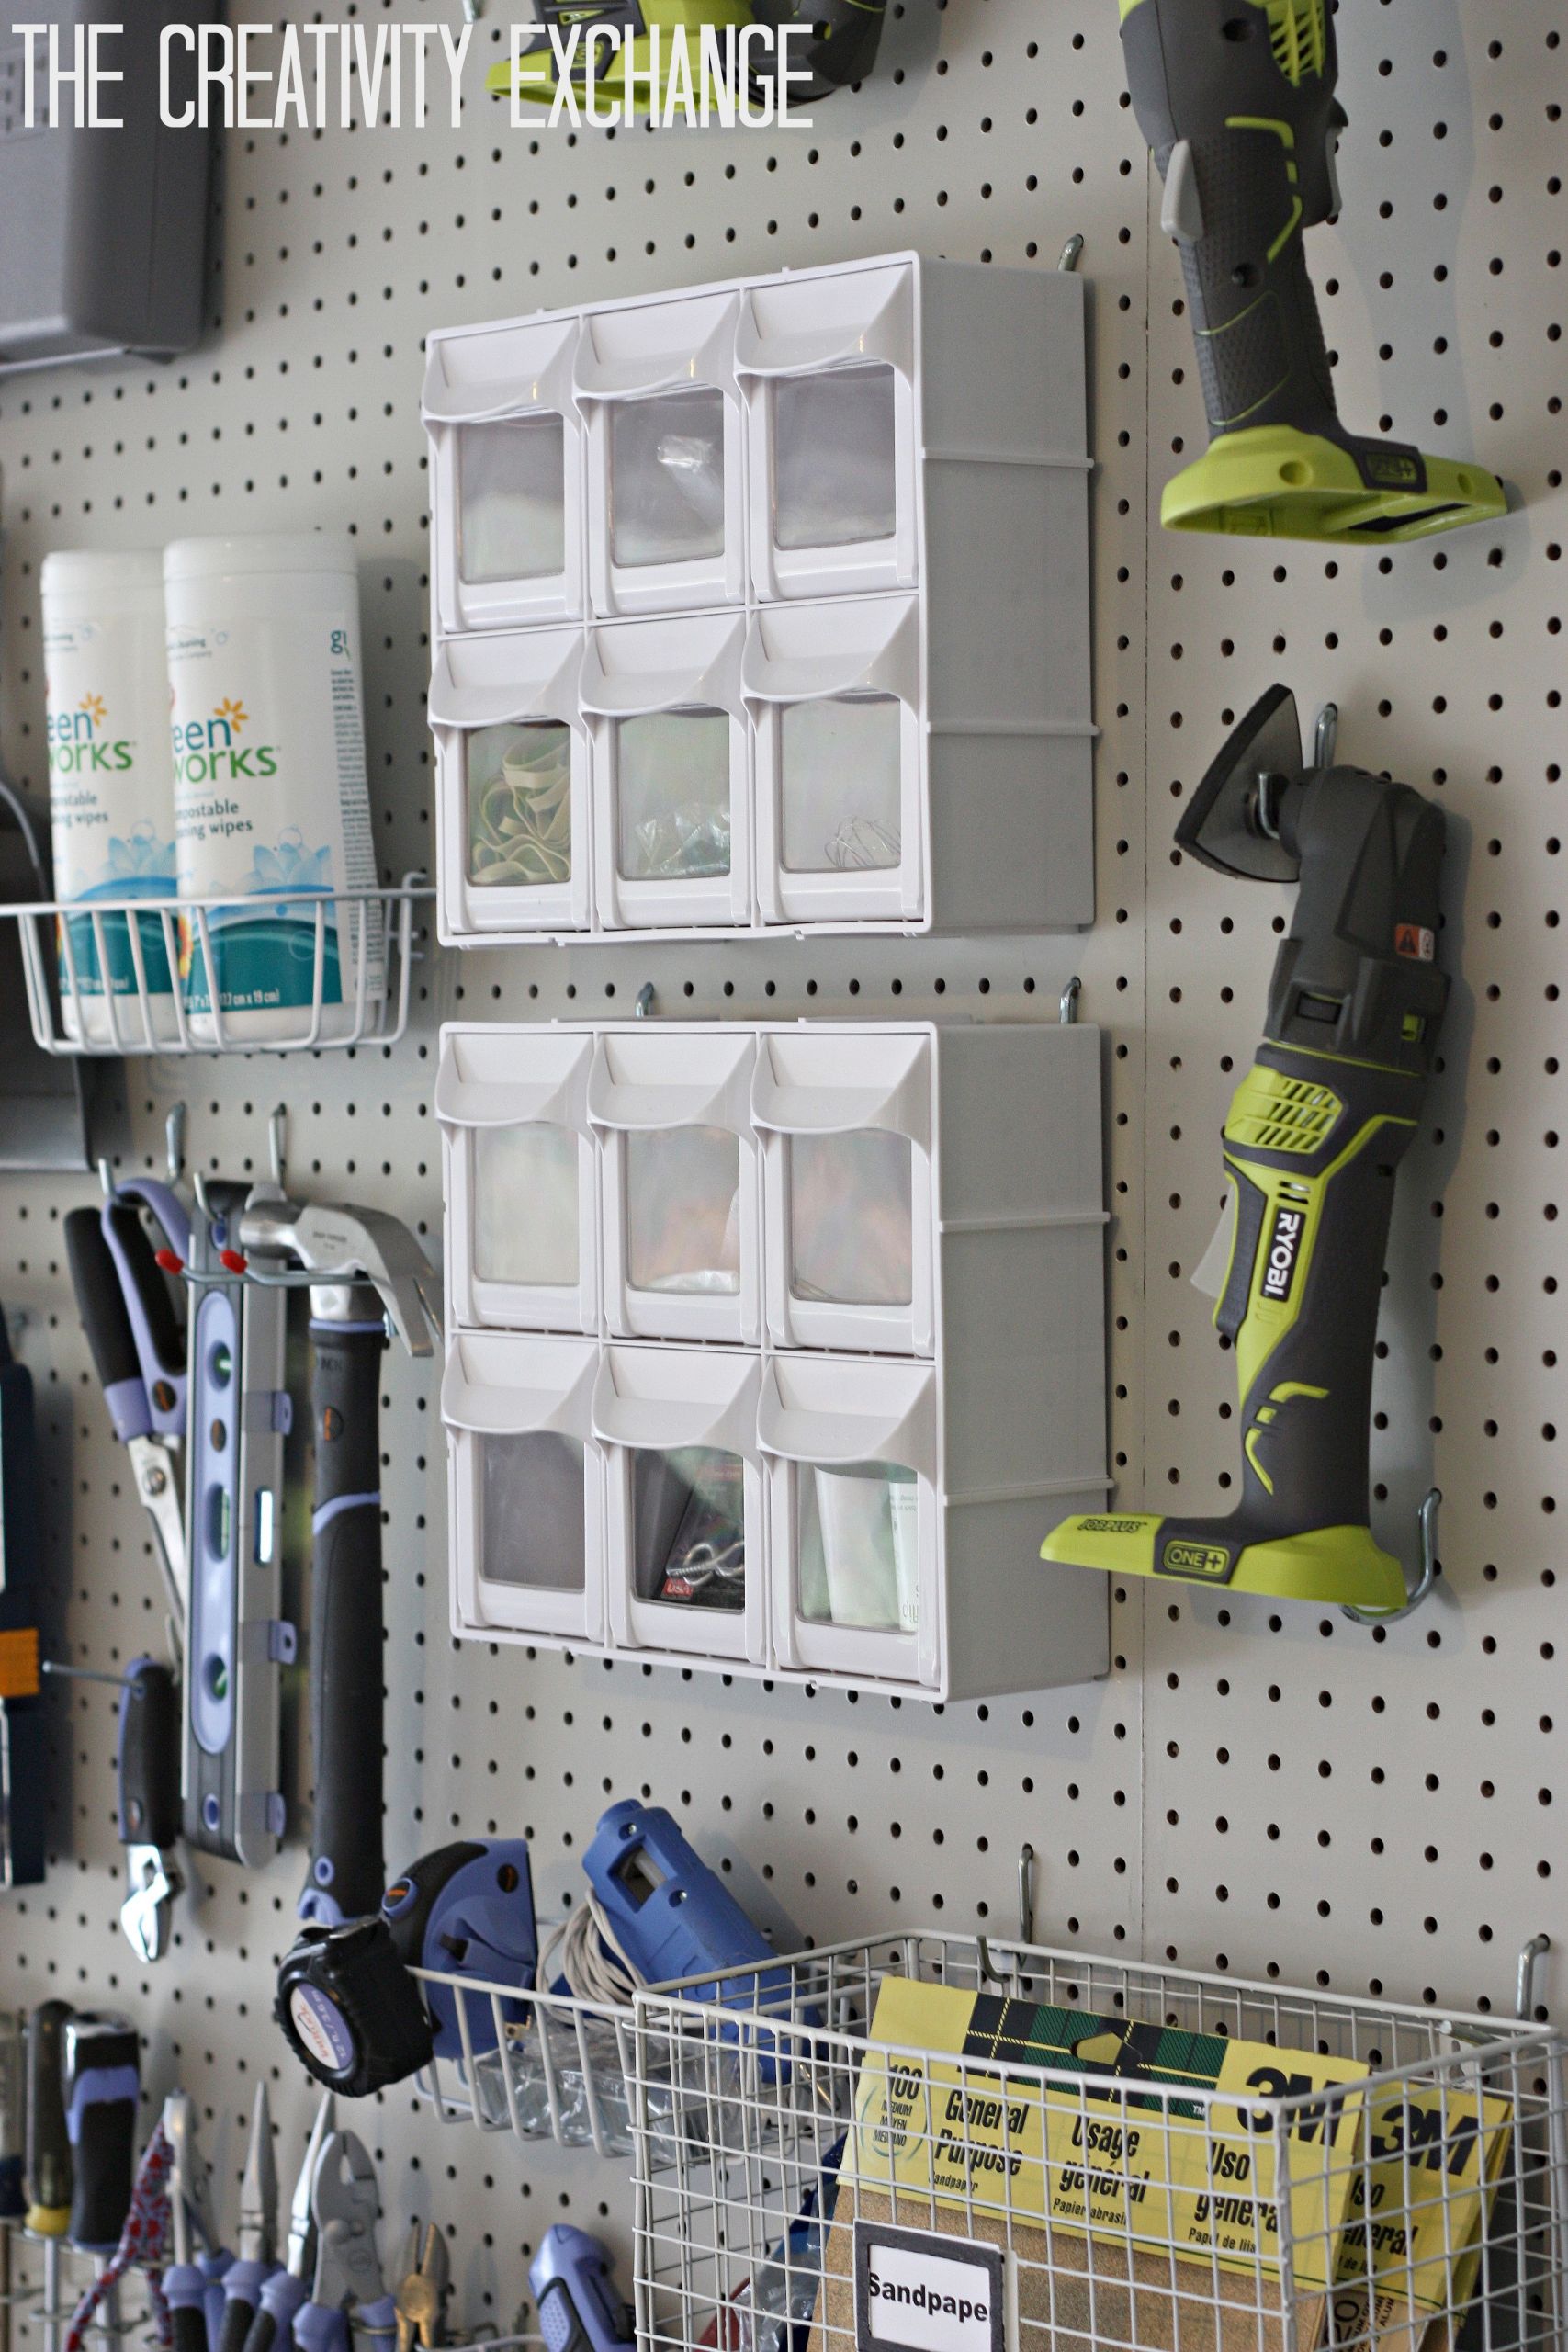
top-left (628, 1931), bottom-right (1568, 2352)
top-left (0, 876), bottom-right (432, 1055)
top-left (409, 1957), bottom-right (638, 2159)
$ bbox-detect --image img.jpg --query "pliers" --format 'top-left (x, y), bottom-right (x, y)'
top-left (162, 2094), bottom-right (228, 2352)
top-left (393, 2226), bottom-right (448, 2352)
top-left (294, 2132), bottom-right (396, 2352)
top-left (217, 2086), bottom-right (279, 2352)
top-left (239, 2090), bottom-right (334, 2352)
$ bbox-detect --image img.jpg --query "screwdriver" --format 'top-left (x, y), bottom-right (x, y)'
top-left (62, 2016), bottom-right (139, 2352)
top-left (24, 2003), bottom-right (73, 2352)
top-left (0, 2014), bottom-right (24, 2352)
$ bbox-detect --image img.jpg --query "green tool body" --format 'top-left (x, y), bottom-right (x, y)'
top-left (1043, 686), bottom-right (1449, 1612)
top-left (1119, 0), bottom-right (1507, 540)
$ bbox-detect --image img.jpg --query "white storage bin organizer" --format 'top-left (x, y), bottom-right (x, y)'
top-left (424, 252), bottom-right (1093, 943)
top-left (745, 596), bottom-right (922, 928)
top-left (594, 1343), bottom-right (766, 1668)
top-left (588, 1024), bottom-right (760, 1346)
top-left (443, 1329), bottom-right (605, 1646)
top-left (436, 1026), bottom-right (599, 1335)
top-left (582, 614), bottom-right (750, 932)
top-left (441, 1018), bottom-right (1111, 1698)
top-left (576, 289), bottom-right (745, 618)
top-left (430, 628), bottom-right (590, 940)
top-left (423, 314), bottom-right (583, 633)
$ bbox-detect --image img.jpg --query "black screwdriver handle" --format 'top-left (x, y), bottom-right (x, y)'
top-left (23, 2001), bottom-right (72, 2234)
top-left (64, 1210), bottom-right (150, 1444)
top-left (63, 2016), bottom-right (139, 2256)
top-left (302, 1320), bottom-right (387, 1925)
top-left (118, 1657), bottom-right (181, 1851)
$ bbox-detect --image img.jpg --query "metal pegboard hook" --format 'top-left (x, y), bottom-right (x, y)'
top-left (268, 1104), bottom-right (288, 1189)
top-left (1018, 1843), bottom-right (1035, 1945)
top-left (1057, 233), bottom-right (1084, 273)
top-left (636, 980), bottom-right (656, 1019)
top-left (96, 1154), bottom-right (115, 1201)
top-left (1059, 975), bottom-right (1081, 1026)
top-left (164, 1102), bottom-right (186, 1188)
top-left (1517, 1932), bottom-right (1551, 2020)
top-left (976, 1931), bottom-right (1006, 1987)
top-left (1313, 700), bottom-right (1339, 772)
top-left (1340, 1487), bottom-right (1441, 1626)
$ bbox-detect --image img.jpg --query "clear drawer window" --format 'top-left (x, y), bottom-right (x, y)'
top-left (473, 1124), bottom-right (580, 1289)
top-left (458, 415), bottom-right (567, 584)
top-left (797, 1461), bottom-right (917, 1634)
top-left (467, 721), bottom-right (573, 888)
top-left (625, 1126), bottom-right (741, 1295)
top-left (780, 694), bottom-right (901, 875)
top-left (479, 1430), bottom-right (587, 1591)
top-left (773, 364), bottom-right (897, 551)
top-left (615, 710), bottom-right (731, 882)
top-left (632, 1445), bottom-right (746, 1611)
top-left (790, 1129), bottom-right (913, 1307)
top-left (611, 387), bottom-right (727, 568)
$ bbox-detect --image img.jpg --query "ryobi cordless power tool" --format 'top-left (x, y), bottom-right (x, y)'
top-left (1121, 0), bottom-right (1509, 540)
top-left (1042, 685), bottom-right (1449, 1612)
top-left (488, 2), bottom-right (886, 112)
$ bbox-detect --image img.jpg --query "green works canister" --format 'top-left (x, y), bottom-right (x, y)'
top-left (42, 548), bottom-right (179, 1046)
top-left (164, 532), bottom-right (384, 1044)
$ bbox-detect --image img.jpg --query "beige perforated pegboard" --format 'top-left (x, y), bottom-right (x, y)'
top-left (0, 0), bottom-right (1557, 2324)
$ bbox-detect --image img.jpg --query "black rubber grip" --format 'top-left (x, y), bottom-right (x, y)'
top-left (104, 1199), bottom-right (184, 1378)
top-left (242, 2309), bottom-right (280, 2352)
top-left (307, 1322), bottom-right (387, 1923)
top-left (118, 1658), bottom-right (180, 1850)
top-left (24, 2001), bottom-right (73, 2224)
top-left (218, 2290), bottom-right (258, 2352)
top-left (64, 2018), bottom-right (139, 2255)
top-left (64, 1210), bottom-right (141, 1399)
top-left (172, 2308), bottom-right (210, 2352)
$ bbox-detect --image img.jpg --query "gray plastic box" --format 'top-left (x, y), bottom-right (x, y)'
top-left (0, 6), bottom-right (210, 372)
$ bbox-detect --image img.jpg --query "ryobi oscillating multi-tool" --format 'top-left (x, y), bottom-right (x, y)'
top-left (1043, 685), bottom-right (1449, 1613)
top-left (1120, 0), bottom-right (1509, 540)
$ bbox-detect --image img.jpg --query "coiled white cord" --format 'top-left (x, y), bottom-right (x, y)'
top-left (537, 1894), bottom-right (641, 2007)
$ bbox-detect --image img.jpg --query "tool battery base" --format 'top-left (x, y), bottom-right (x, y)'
top-left (1041, 1510), bottom-right (1407, 1611)
top-left (1161, 426), bottom-right (1510, 545)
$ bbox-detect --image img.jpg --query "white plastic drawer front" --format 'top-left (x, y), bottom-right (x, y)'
top-left (423, 314), bottom-right (584, 633)
top-left (437, 1027), bottom-right (599, 1334)
top-left (752, 1028), bottom-right (934, 1356)
top-left (593, 1344), bottom-right (765, 1667)
top-left (737, 261), bottom-right (918, 602)
top-left (745, 597), bottom-right (923, 928)
top-left (582, 614), bottom-right (751, 932)
top-left (759, 1353), bottom-right (940, 1691)
top-left (443, 1329), bottom-right (604, 1645)
top-left (589, 1026), bottom-right (760, 1345)
top-left (430, 629), bottom-right (591, 941)
top-left (576, 289), bottom-right (745, 617)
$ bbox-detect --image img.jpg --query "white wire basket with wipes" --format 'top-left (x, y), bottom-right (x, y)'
top-left (0, 875), bottom-right (432, 1055)
top-left (626, 1930), bottom-right (1568, 2352)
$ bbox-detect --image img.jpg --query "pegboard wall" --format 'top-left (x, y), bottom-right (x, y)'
top-left (0, 0), bottom-right (1561, 2330)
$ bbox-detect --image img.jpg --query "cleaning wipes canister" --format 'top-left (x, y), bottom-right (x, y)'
top-left (41, 549), bottom-right (179, 1045)
top-left (164, 533), bottom-right (385, 1043)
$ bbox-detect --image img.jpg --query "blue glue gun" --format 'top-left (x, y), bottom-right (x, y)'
top-left (583, 1802), bottom-right (801, 2077)
top-left (381, 1837), bottom-right (536, 2059)
top-left (529, 2226), bottom-right (635, 2352)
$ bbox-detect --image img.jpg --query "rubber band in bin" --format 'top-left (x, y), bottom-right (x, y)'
top-left (628, 1930), bottom-right (1568, 2352)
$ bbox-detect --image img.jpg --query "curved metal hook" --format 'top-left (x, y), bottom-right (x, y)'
top-left (1059, 976), bottom-right (1081, 1027)
top-left (636, 980), bottom-right (656, 1020)
top-left (1517, 1932), bottom-right (1551, 2021)
top-left (1340, 1487), bottom-right (1441, 1627)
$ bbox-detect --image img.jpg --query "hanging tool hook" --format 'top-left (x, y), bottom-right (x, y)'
top-left (164, 1102), bottom-right (186, 1188)
top-left (636, 980), bottom-right (656, 1019)
top-left (1313, 700), bottom-right (1339, 772)
top-left (1018, 1843), bottom-right (1035, 1945)
top-left (975, 1932), bottom-right (1006, 1988)
top-left (1059, 976), bottom-right (1081, 1027)
top-left (1517, 1933), bottom-right (1551, 2020)
top-left (269, 1105), bottom-right (288, 1190)
top-left (1340, 1487), bottom-right (1441, 1627)
top-left (1057, 233), bottom-right (1084, 274)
